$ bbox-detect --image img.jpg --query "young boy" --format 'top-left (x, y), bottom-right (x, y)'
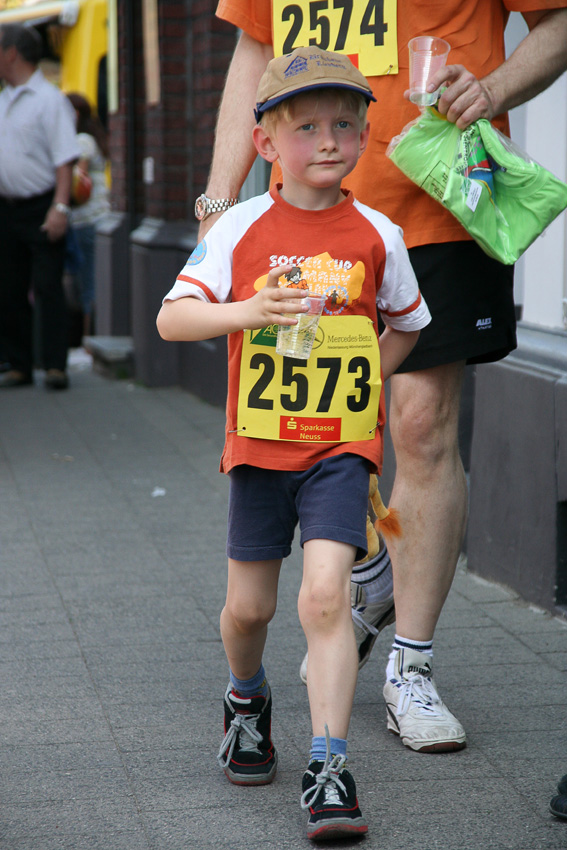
top-left (157, 46), bottom-right (431, 842)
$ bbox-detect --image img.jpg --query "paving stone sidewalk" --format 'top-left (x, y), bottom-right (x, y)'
top-left (1, 358), bottom-right (566, 850)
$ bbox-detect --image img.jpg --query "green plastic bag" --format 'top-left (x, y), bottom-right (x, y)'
top-left (387, 107), bottom-right (567, 264)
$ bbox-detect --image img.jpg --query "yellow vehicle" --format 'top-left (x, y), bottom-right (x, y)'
top-left (0, 0), bottom-right (107, 122)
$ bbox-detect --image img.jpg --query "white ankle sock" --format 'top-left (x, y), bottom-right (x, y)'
top-left (387, 635), bottom-right (433, 679)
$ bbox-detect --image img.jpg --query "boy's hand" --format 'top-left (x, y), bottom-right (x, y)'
top-left (243, 264), bottom-right (309, 329)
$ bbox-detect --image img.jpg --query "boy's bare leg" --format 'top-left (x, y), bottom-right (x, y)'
top-left (298, 539), bottom-right (358, 739)
top-left (218, 558), bottom-right (281, 786)
top-left (220, 558), bottom-right (282, 679)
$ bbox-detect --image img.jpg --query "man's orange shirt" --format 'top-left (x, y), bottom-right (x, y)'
top-left (217, 0), bottom-right (567, 249)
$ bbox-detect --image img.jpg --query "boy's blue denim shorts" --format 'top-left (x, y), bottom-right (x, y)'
top-left (226, 454), bottom-right (370, 563)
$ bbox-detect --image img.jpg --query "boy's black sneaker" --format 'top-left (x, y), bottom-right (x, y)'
top-left (217, 686), bottom-right (277, 785)
top-left (301, 756), bottom-right (368, 841)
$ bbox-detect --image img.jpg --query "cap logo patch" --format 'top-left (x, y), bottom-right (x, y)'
top-left (284, 55), bottom-right (309, 79)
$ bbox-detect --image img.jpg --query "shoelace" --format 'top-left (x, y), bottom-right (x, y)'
top-left (396, 674), bottom-right (445, 718)
top-left (217, 709), bottom-right (263, 768)
top-left (300, 725), bottom-right (347, 810)
top-left (351, 606), bottom-right (379, 636)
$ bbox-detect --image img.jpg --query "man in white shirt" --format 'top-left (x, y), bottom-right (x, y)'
top-left (0, 24), bottom-right (79, 390)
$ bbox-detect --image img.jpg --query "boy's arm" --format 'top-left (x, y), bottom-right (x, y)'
top-left (379, 326), bottom-right (420, 381)
top-left (156, 264), bottom-right (307, 342)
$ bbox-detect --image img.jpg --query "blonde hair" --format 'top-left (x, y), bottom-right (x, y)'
top-left (259, 88), bottom-right (368, 135)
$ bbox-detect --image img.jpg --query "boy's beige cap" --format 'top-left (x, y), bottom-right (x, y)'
top-left (254, 46), bottom-right (375, 121)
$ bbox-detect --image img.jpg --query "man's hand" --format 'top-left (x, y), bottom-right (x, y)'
top-left (433, 65), bottom-right (496, 129)
top-left (405, 9), bottom-right (567, 131)
top-left (41, 205), bottom-right (68, 242)
top-left (241, 264), bottom-right (309, 330)
top-left (404, 64), bottom-right (495, 130)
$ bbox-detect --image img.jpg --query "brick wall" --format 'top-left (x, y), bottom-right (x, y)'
top-left (190, 1), bottom-right (236, 199)
top-left (108, 0), bottom-right (236, 223)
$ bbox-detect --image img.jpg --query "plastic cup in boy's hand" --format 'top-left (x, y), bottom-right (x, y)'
top-left (408, 36), bottom-right (450, 107)
top-left (276, 292), bottom-right (325, 360)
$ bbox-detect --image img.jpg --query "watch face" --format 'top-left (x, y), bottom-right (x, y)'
top-left (195, 195), bottom-right (207, 221)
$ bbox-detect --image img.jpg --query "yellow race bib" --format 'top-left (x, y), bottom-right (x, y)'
top-left (237, 315), bottom-right (381, 443)
top-left (273, 0), bottom-right (398, 78)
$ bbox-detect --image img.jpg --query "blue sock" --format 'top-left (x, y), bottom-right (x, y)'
top-left (229, 664), bottom-right (269, 698)
top-left (310, 735), bottom-right (347, 763)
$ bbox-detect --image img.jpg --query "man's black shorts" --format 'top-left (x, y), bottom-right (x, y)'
top-left (396, 240), bottom-right (517, 373)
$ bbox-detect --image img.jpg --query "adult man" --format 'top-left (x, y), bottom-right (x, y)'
top-left (198, 2), bottom-right (567, 752)
top-left (0, 24), bottom-right (79, 390)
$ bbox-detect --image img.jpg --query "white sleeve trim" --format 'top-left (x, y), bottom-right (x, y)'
top-left (162, 192), bottom-right (274, 304)
top-left (353, 199), bottom-right (431, 331)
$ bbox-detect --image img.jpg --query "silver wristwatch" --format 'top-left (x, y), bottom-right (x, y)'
top-left (194, 194), bottom-right (238, 221)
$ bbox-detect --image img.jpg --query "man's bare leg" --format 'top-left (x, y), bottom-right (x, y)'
top-left (382, 361), bottom-right (468, 752)
top-left (388, 361), bottom-right (468, 639)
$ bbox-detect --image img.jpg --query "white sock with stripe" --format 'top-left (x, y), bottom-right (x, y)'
top-left (386, 635), bottom-right (433, 679)
top-left (351, 545), bottom-right (393, 604)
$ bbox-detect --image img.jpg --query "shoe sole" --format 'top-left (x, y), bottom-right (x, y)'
top-left (307, 819), bottom-right (368, 841)
top-left (550, 799), bottom-right (567, 820)
top-left (386, 705), bottom-right (467, 753)
top-left (224, 758), bottom-right (277, 786)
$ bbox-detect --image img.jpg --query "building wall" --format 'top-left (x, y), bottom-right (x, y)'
top-left (107, 0), bottom-right (235, 223)
top-left (98, 1), bottom-right (236, 391)
top-left (506, 13), bottom-right (567, 332)
top-left (520, 74), bottom-right (567, 331)
top-left (467, 13), bottom-right (567, 616)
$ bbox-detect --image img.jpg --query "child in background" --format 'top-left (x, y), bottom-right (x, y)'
top-left (157, 47), bottom-right (431, 841)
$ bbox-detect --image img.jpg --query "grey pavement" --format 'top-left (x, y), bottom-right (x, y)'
top-left (1, 352), bottom-right (566, 850)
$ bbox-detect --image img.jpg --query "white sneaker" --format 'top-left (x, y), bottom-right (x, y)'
top-left (383, 648), bottom-right (466, 753)
top-left (299, 581), bottom-right (395, 685)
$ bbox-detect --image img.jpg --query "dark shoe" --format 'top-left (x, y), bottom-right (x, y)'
top-left (301, 735), bottom-right (368, 841)
top-left (558, 774), bottom-right (567, 796)
top-left (45, 369), bottom-right (69, 390)
top-left (217, 686), bottom-right (277, 785)
top-left (550, 794), bottom-right (567, 821)
top-left (0, 370), bottom-right (33, 388)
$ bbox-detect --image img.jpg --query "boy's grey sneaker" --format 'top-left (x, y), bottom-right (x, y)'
top-left (299, 581), bottom-right (395, 684)
top-left (301, 756), bottom-right (368, 841)
top-left (217, 685), bottom-right (277, 785)
top-left (383, 648), bottom-right (466, 753)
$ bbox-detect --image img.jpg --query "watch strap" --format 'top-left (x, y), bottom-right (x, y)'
top-left (206, 198), bottom-right (238, 215)
top-left (195, 194), bottom-right (239, 221)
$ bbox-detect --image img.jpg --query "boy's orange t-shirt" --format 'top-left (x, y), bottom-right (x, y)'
top-left (216, 0), bottom-right (567, 249)
top-left (166, 187), bottom-right (431, 475)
